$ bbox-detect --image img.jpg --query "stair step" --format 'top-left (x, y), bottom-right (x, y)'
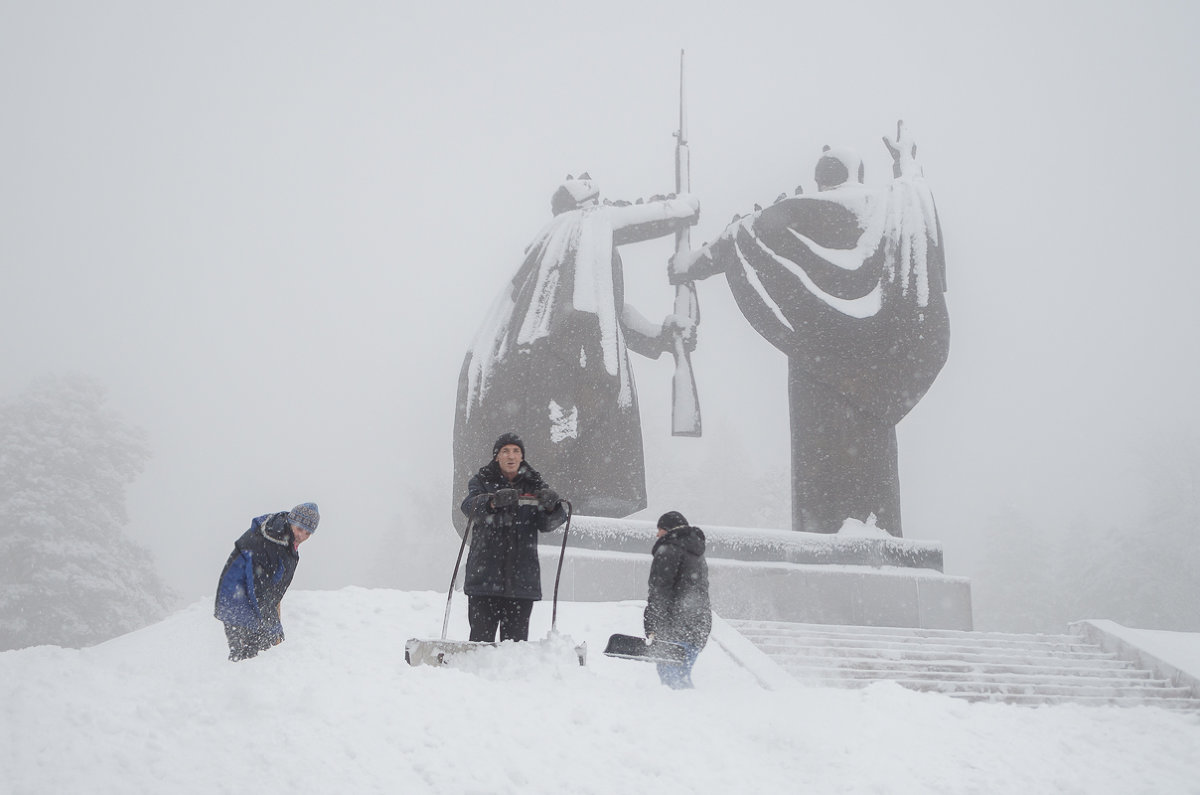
top-left (776, 656), bottom-right (1151, 680)
top-left (777, 662), bottom-right (1152, 682)
top-left (727, 619), bottom-right (1078, 645)
top-left (751, 641), bottom-right (1130, 670)
top-left (780, 664), bottom-right (1163, 689)
top-left (736, 631), bottom-right (1109, 657)
top-left (947, 693), bottom-right (1200, 709)
top-left (792, 675), bottom-right (1197, 701)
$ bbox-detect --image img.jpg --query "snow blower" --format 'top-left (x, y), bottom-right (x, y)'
top-left (405, 497), bottom-right (586, 667)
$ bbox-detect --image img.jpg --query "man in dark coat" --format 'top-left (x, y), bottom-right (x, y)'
top-left (644, 510), bottom-right (711, 689)
top-left (460, 433), bottom-right (568, 643)
top-left (214, 502), bottom-right (319, 661)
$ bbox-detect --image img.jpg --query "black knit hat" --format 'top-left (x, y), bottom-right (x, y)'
top-left (657, 511), bottom-right (689, 531)
top-left (492, 432), bottom-right (525, 458)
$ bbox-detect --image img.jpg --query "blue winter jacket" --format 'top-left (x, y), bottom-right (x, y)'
top-left (214, 513), bottom-right (300, 636)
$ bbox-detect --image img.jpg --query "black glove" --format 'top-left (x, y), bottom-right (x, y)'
top-left (491, 488), bottom-right (518, 509)
top-left (537, 488), bottom-right (560, 512)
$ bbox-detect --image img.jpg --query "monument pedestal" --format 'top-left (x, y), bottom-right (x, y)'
top-left (538, 516), bottom-right (973, 631)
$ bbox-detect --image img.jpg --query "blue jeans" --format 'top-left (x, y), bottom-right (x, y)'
top-left (656, 641), bottom-right (700, 689)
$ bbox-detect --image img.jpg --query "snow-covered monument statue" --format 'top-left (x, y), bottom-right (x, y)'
top-left (447, 53), bottom-right (968, 630)
top-left (451, 174), bottom-right (699, 531)
top-left (670, 121), bottom-right (949, 538)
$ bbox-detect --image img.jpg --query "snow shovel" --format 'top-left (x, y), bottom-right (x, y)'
top-left (405, 497), bottom-right (586, 667)
top-left (603, 633), bottom-right (690, 665)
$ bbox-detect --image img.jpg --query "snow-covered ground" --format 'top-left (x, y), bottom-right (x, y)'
top-left (4, 588), bottom-right (1200, 795)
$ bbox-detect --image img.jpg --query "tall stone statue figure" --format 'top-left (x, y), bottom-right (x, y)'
top-left (453, 175), bottom-right (699, 531)
top-left (670, 122), bottom-right (948, 537)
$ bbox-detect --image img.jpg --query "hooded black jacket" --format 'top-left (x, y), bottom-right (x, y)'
top-left (459, 460), bottom-right (567, 600)
top-left (644, 525), bottom-right (711, 649)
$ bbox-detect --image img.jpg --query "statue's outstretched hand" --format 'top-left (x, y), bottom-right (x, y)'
top-left (676, 192), bottom-right (701, 216)
top-left (661, 313), bottom-right (697, 353)
top-left (883, 119), bottom-right (920, 178)
top-left (668, 249), bottom-right (705, 285)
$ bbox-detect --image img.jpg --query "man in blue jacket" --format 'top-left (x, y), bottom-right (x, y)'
top-left (214, 502), bottom-right (319, 661)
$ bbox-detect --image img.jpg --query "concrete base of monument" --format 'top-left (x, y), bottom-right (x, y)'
top-left (537, 515), bottom-right (973, 631)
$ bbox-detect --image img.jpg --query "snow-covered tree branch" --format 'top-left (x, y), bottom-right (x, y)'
top-left (0, 375), bottom-right (173, 650)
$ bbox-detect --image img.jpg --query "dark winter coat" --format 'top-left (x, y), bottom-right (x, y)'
top-left (644, 525), bottom-right (711, 649)
top-left (459, 460), bottom-right (567, 600)
top-left (214, 513), bottom-right (301, 637)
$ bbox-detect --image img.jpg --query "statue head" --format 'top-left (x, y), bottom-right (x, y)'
top-left (814, 146), bottom-right (864, 192)
top-left (551, 172), bottom-right (600, 215)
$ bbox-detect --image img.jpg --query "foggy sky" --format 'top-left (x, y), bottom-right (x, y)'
top-left (3, 1), bottom-right (1198, 602)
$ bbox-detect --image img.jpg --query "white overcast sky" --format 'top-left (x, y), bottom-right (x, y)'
top-left (3, 1), bottom-right (1198, 600)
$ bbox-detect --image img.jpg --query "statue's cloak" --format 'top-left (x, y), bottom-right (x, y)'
top-left (716, 177), bottom-right (949, 425)
top-left (707, 176), bottom-right (949, 535)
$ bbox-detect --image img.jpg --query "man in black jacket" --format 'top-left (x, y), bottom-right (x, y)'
top-left (645, 510), bottom-right (711, 688)
top-left (214, 502), bottom-right (319, 661)
top-left (460, 432), bottom-right (567, 643)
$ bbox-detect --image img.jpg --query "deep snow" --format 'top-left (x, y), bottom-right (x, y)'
top-left (4, 588), bottom-right (1200, 795)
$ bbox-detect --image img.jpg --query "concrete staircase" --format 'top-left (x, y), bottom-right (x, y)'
top-left (725, 619), bottom-right (1200, 709)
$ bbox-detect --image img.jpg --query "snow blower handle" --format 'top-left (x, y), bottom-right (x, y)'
top-left (440, 497), bottom-right (544, 640)
top-left (441, 518), bottom-right (472, 641)
top-left (492, 492), bottom-right (540, 510)
top-left (551, 499), bottom-right (573, 634)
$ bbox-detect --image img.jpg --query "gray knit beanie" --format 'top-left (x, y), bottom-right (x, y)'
top-left (288, 502), bottom-right (320, 534)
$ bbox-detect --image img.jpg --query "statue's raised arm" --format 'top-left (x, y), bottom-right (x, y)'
top-left (883, 119), bottom-right (919, 178)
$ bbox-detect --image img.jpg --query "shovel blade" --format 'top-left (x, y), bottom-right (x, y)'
top-left (603, 633), bottom-right (689, 664)
top-left (404, 638), bottom-right (496, 666)
top-left (405, 636), bottom-right (588, 667)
